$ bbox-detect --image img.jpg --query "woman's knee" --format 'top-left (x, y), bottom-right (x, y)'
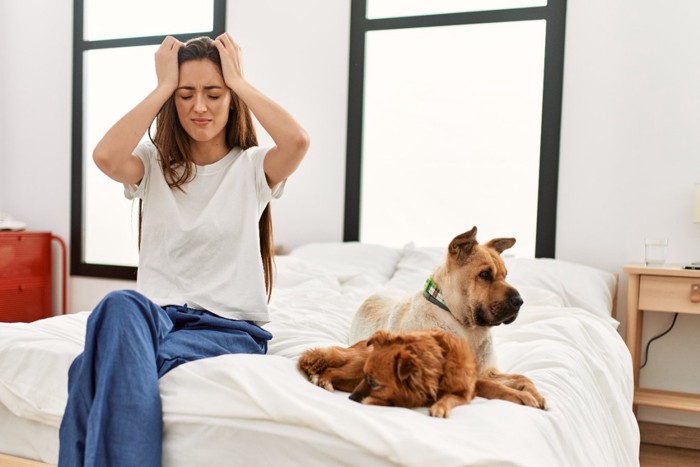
top-left (94, 289), bottom-right (143, 311)
top-left (90, 290), bottom-right (158, 325)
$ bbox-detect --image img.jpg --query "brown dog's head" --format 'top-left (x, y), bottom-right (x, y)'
top-left (436, 226), bottom-right (522, 327)
top-left (349, 330), bottom-right (443, 407)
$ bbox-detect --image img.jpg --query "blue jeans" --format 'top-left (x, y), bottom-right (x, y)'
top-left (58, 290), bottom-right (272, 467)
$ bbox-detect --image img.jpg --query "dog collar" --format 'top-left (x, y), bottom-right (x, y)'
top-left (423, 276), bottom-right (450, 312)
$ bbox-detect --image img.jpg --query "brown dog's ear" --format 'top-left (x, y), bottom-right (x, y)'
top-left (395, 349), bottom-right (419, 383)
top-left (428, 330), bottom-right (452, 357)
top-left (367, 330), bottom-right (392, 347)
top-left (485, 237), bottom-right (516, 254)
top-left (449, 227), bottom-right (478, 262)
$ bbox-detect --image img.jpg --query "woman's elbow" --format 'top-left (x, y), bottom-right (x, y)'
top-left (93, 148), bottom-right (113, 174)
top-left (293, 128), bottom-right (310, 159)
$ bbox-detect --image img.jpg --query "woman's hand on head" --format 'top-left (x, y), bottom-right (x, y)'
top-left (213, 33), bottom-right (246, 92)
top-left (155, 36), bottom-right (184, 93)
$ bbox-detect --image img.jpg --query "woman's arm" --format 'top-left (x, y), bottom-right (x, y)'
top-left (213, 33), bottom-right (310, 187)
top-left (93, 36), bottom-right (183, 184)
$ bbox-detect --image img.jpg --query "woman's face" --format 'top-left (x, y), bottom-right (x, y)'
top-left (174, 59), bottom-right (232, 146)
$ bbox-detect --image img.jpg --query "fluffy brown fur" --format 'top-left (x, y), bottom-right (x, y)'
top-left (298, 329), bottom-right (478, 418)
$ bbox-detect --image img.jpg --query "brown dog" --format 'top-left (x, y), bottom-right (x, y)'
top-left (348, 227), bottom-right (546, 409)
top-left (298, 329), bottom-right (478, 417)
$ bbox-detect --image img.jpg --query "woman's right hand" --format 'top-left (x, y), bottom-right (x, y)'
top-left (154, 36), bottom-right (183, 93)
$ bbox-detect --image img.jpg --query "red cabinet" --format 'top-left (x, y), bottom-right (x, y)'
top-left (0, 231), bottom-right (66, 322)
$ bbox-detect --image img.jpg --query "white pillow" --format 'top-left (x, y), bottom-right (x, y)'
top-left (289, 243), bottom-right (616, 321)
top-left (516, 285), bottom-right (566, 308)
top-left (504, 257), bottom-right (616, 320)
top-left (289, 242), bottom-right (403, 284)
top-left (385, 245), bottom-right (444, 292)
top-left (273, 256), bottom-right (339, 290)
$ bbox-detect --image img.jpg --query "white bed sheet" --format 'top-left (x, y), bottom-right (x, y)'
top-left (0, 243), bottom-right (639, 466)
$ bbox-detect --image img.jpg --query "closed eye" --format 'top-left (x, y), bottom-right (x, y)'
top-left (479, 270), bottom-right (493, 282)
top-left (366, 374), bottom-right (379, 389)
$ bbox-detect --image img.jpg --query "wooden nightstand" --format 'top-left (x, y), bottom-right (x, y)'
top-left (624, 265), bottom-right (700, 413)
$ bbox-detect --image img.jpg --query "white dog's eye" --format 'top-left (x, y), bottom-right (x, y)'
top-left (479, 270), bottom-right (493, 281)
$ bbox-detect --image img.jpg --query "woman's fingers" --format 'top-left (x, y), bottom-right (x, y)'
top-left (215, 32), bottom-right (233, 46)
top-left (159, 35), bottom-right (181, 52)
top-left (213, 34), bottom-right (245, 89)
top-left (154, 36), bottom-right (182, 92)
top-left (157, 36), bottom-right (183, 56)
top-left (215, 32), bottom-right (241, 52)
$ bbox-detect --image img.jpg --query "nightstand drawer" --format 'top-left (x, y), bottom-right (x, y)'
top-left (0, 281), bottom-right (51, 322)
top-left (0, 233), bottom-right (51, 278)
top-left (639, 275), bottom-right (700, 314)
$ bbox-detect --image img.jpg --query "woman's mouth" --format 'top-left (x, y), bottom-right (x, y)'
top-left (192, 119), bottom-right (210, 126)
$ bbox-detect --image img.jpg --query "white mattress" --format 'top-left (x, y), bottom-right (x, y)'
top-left (0, 242), bottom-right (639, 466)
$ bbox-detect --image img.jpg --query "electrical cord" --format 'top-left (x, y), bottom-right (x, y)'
top-left (640, 312), bottom-right (679, 369)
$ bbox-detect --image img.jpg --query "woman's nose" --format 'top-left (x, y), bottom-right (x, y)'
top-left (194, 95), bottom-right (207, 113)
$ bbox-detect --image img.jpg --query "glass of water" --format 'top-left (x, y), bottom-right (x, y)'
top-left (645, 238), bottom-right (668, 267)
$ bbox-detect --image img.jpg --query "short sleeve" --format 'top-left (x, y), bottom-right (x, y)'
top-left (251, 146), bottom-right (286, 205)
top-left (123, 142), bottom-right (154, 200)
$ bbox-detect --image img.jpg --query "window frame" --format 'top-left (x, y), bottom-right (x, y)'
top-left (70, 0), bottom-right (227, 279)
top-left (343, 0), bottom-right (567, 257)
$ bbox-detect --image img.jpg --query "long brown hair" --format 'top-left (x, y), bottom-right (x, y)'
top-left (141, 36), bottom-right (275, 300)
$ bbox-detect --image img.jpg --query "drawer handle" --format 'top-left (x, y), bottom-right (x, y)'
top-left (692, 284), bottom-right (700, 303)
top-left (17, 285), bottom-right (23, 292)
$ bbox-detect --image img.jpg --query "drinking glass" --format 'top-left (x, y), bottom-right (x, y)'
top-left (645, 238), bottom-right (668, 267)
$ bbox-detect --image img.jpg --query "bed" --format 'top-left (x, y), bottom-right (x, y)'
top-left (0, 241), bottom-right (639, 466)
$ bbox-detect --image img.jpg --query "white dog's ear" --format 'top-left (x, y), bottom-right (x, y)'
top-left (485, 237), bottom-right (516, 253)
top-left (449, 227), bottom-right (478, 262)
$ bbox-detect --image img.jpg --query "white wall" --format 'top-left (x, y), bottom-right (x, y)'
top-left (0, 2), bottom-right (6, 212)
top-left (0, 0), bottom-right (74, 313)
top-left (0, 1), bottom-right (72, 231)
top-left (1, 0), bottom-right (699, 428)
top-left (557, 0), bottom-right (700, 427)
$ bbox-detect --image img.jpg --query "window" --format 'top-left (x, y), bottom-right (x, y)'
top-left (344, 0), bottom-right (566, 257)
top-left (71, 0), bottom-right (226, 279)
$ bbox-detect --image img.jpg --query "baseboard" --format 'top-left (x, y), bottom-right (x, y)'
top-left (639, 421), bottom-right (700, 450)
top-left (0, 453), bottom-right (52, 467)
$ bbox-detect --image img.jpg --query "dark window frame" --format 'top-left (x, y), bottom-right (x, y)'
top-left (70, 0), bottom-right (227, 280)
top-left (343, 0), bottom-right (567, 258)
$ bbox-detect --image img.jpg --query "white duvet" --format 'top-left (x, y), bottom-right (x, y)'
top-left (0, 243), bottom-right (639, 466)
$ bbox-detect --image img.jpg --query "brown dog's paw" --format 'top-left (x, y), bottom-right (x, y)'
top-left (309, 373), bottom-right (334, 391)
top-left (428, 402), bottom-right (451, 418)
top-left (428, 394), bottom-right (471, 418)
top-left (297, 350), bottom-right (334, 391)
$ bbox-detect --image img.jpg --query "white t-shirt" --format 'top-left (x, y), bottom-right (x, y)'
top-left (124, 141), bottom-right (284, 323)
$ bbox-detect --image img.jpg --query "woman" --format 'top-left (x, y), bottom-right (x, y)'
top-left (58, 33), bottom-right (309, 466)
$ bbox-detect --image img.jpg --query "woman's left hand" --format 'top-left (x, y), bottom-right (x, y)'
top-left (213, 33), bottom-right (246, 92)
top-left (212, 32), bottom-right (309, 186)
